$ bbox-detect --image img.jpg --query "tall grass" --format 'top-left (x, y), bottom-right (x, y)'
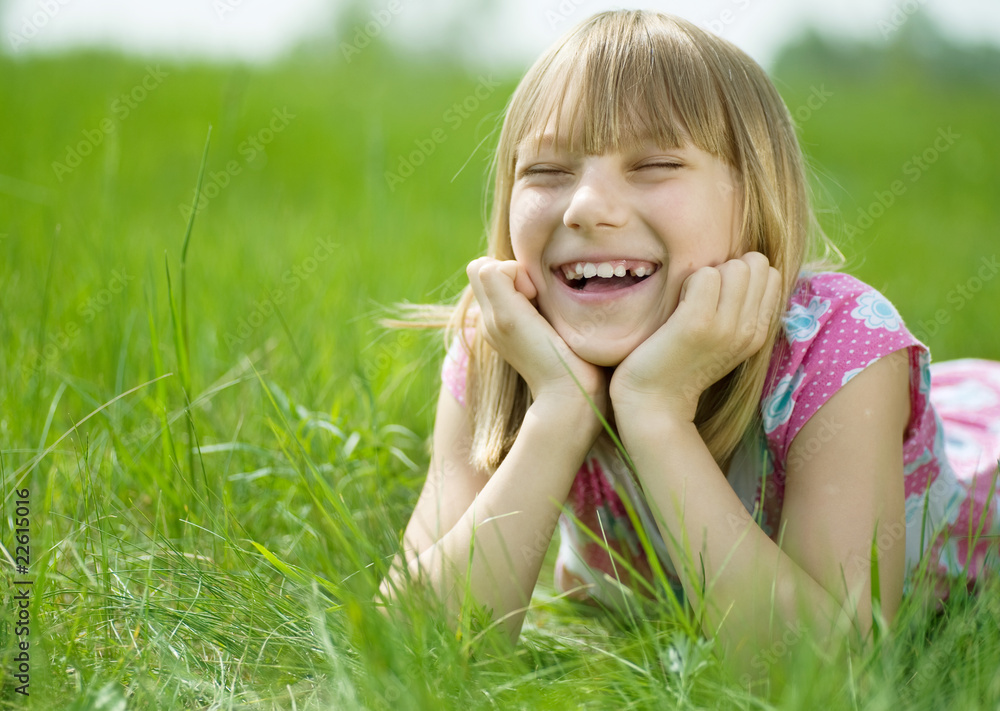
top-left (1, 30), bottom-right (999, 709)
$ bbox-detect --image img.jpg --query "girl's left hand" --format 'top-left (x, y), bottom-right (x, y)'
top-left (610, 252), bottom-right (782, 426)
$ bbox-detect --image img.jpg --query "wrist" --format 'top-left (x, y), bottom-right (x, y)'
top-left (609, 371), bottom-right (700, 426)
top-left (528, 390), bottom-right (607, 442)
top-left (613, 401), bottom-right (697, 446)
top-left (611, 389), bottom-right (697, 431)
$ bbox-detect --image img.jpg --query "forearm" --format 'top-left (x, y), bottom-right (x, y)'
top-left (619, 418), bottom-right (855, 672)
top-left (386, 397), bottom-right (600, 640)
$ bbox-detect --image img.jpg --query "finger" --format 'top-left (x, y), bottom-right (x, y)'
top-left (466, 257), bottom-right (493, 311)
top-left (479, 261), bottom-right (524, 308)
top-left (734, 252), bottom-right (773, 332)
top-left (715, 257), bottom-right (753, 329)
top-left (744, 263), bottom-right (783, 354)
top-left (496, 260), bottom-right (538, 301)
top-left (761, 266), bottom-right (783, 330)
top-left (467, 259), bottom-right (503, 349)
top-left (478, 260), bottom-right (546, 341)
top-left (677, 266), bottom-right (723, 323)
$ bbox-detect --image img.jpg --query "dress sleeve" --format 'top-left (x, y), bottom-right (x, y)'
top-left (760, 271), bottom-right (930, 466)
top-left (441, 332), bottom-right (471, 407)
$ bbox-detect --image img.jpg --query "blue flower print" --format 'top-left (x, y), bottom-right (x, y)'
top-left (917, 354), bottom-right (931, 396)
top-left (782, 296), bottom-right (831, 343)
top-left (762, 368), bottom-right (806, 434)
top-left (851, 291), bottom-right (902, 331)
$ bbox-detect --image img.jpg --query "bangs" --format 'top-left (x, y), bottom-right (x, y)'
top-left (511, 11), bottom-right (733, 161)
top-left (475, 9), bottom-right (823, 473)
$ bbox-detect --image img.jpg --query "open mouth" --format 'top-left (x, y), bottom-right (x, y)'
top-left (554, 259), bottom-right (659, 293)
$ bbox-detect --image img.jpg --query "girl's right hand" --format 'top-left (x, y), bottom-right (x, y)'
top-left (466, 257), bottom-right (608, 413)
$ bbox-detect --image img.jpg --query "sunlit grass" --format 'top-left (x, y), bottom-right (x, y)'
top-left (1, 29), bottom-right (999, 709)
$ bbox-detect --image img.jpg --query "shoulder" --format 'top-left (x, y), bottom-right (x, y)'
top-left (761, 270), bottom-right (928, 464)
top-left (781, 270), bottom-right (906, 343)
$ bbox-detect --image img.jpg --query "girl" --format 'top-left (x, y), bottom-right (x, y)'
top-left (380, 9), bottom-right (1000, 675)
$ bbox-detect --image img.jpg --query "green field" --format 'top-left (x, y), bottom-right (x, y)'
top-left (2, 19), bottom-right (1000, 710)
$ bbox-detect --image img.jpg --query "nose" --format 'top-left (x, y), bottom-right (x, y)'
top-left (563, 162), bottom-right (628, 233)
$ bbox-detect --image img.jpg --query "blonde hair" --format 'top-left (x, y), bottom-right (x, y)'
top-left (437, 10), bottom-right (842, 472)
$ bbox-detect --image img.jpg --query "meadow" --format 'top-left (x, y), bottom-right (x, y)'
top-left (1, 18), bottom-right (1000, 710)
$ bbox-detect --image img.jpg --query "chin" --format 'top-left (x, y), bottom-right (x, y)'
top-left (578, 349), bottom-right (627, 367)
top-left (562, 331), bottom-right (638, 367)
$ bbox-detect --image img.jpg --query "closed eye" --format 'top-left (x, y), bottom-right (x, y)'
top-left (638, 162), bottom-right (682, 170)
top-left (516, 165), bottom-right (574, 184)
top-left (520, 166), bottom-right (567, 176)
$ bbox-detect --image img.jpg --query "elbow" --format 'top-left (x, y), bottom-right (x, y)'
top-left (841, 568), bottom-right (904, 643)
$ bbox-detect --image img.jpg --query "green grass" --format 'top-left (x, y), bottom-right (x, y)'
top-left (1, 27), bottom-right (999, 709)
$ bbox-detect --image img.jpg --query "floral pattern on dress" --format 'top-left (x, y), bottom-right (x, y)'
top-left (851, 291), bottom-right (902, 331)
top-left (783, 296), bottom-right (831, 343)
top-left (762, 369), bottom-right (805, 433)
top-left (440, 271), bottom-right (1000, 599)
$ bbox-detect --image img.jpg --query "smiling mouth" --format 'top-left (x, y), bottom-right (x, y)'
top-left (554, 259), bottom-right (660, 292)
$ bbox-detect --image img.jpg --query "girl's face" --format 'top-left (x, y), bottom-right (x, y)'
top-left (509, 123), bottom-right (742, 367)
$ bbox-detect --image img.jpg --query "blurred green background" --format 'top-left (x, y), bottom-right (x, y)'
top-left (4, 13), bottom-right (998, 445)
top-left (1, 7), bottom-right (1000, 707)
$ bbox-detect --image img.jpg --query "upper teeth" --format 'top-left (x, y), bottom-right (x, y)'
top-left (561, 261), bottom-right (654, 280)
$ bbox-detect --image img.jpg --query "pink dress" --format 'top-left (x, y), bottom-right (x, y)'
top-left (441, 271), bottom-right (1000, 606)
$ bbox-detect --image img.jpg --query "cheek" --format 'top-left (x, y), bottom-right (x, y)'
top-left (509, 188), bottom-right (556, 240)
top-left (660, 266), bottom-right (688, 312)
top-left (660, 182), bottom-right (739, 255)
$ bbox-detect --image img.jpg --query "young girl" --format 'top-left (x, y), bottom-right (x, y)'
top-left (381, 9), bottom-right (1000, 675)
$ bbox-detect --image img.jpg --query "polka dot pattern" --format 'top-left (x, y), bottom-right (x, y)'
top-left (439, 271), bottom-right (1000, 594)
top-left (761, 271), bottom-right (925, 466)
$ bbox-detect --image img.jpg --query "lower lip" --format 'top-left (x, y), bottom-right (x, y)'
top-left (551, 269), bottom-right (660, 303)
